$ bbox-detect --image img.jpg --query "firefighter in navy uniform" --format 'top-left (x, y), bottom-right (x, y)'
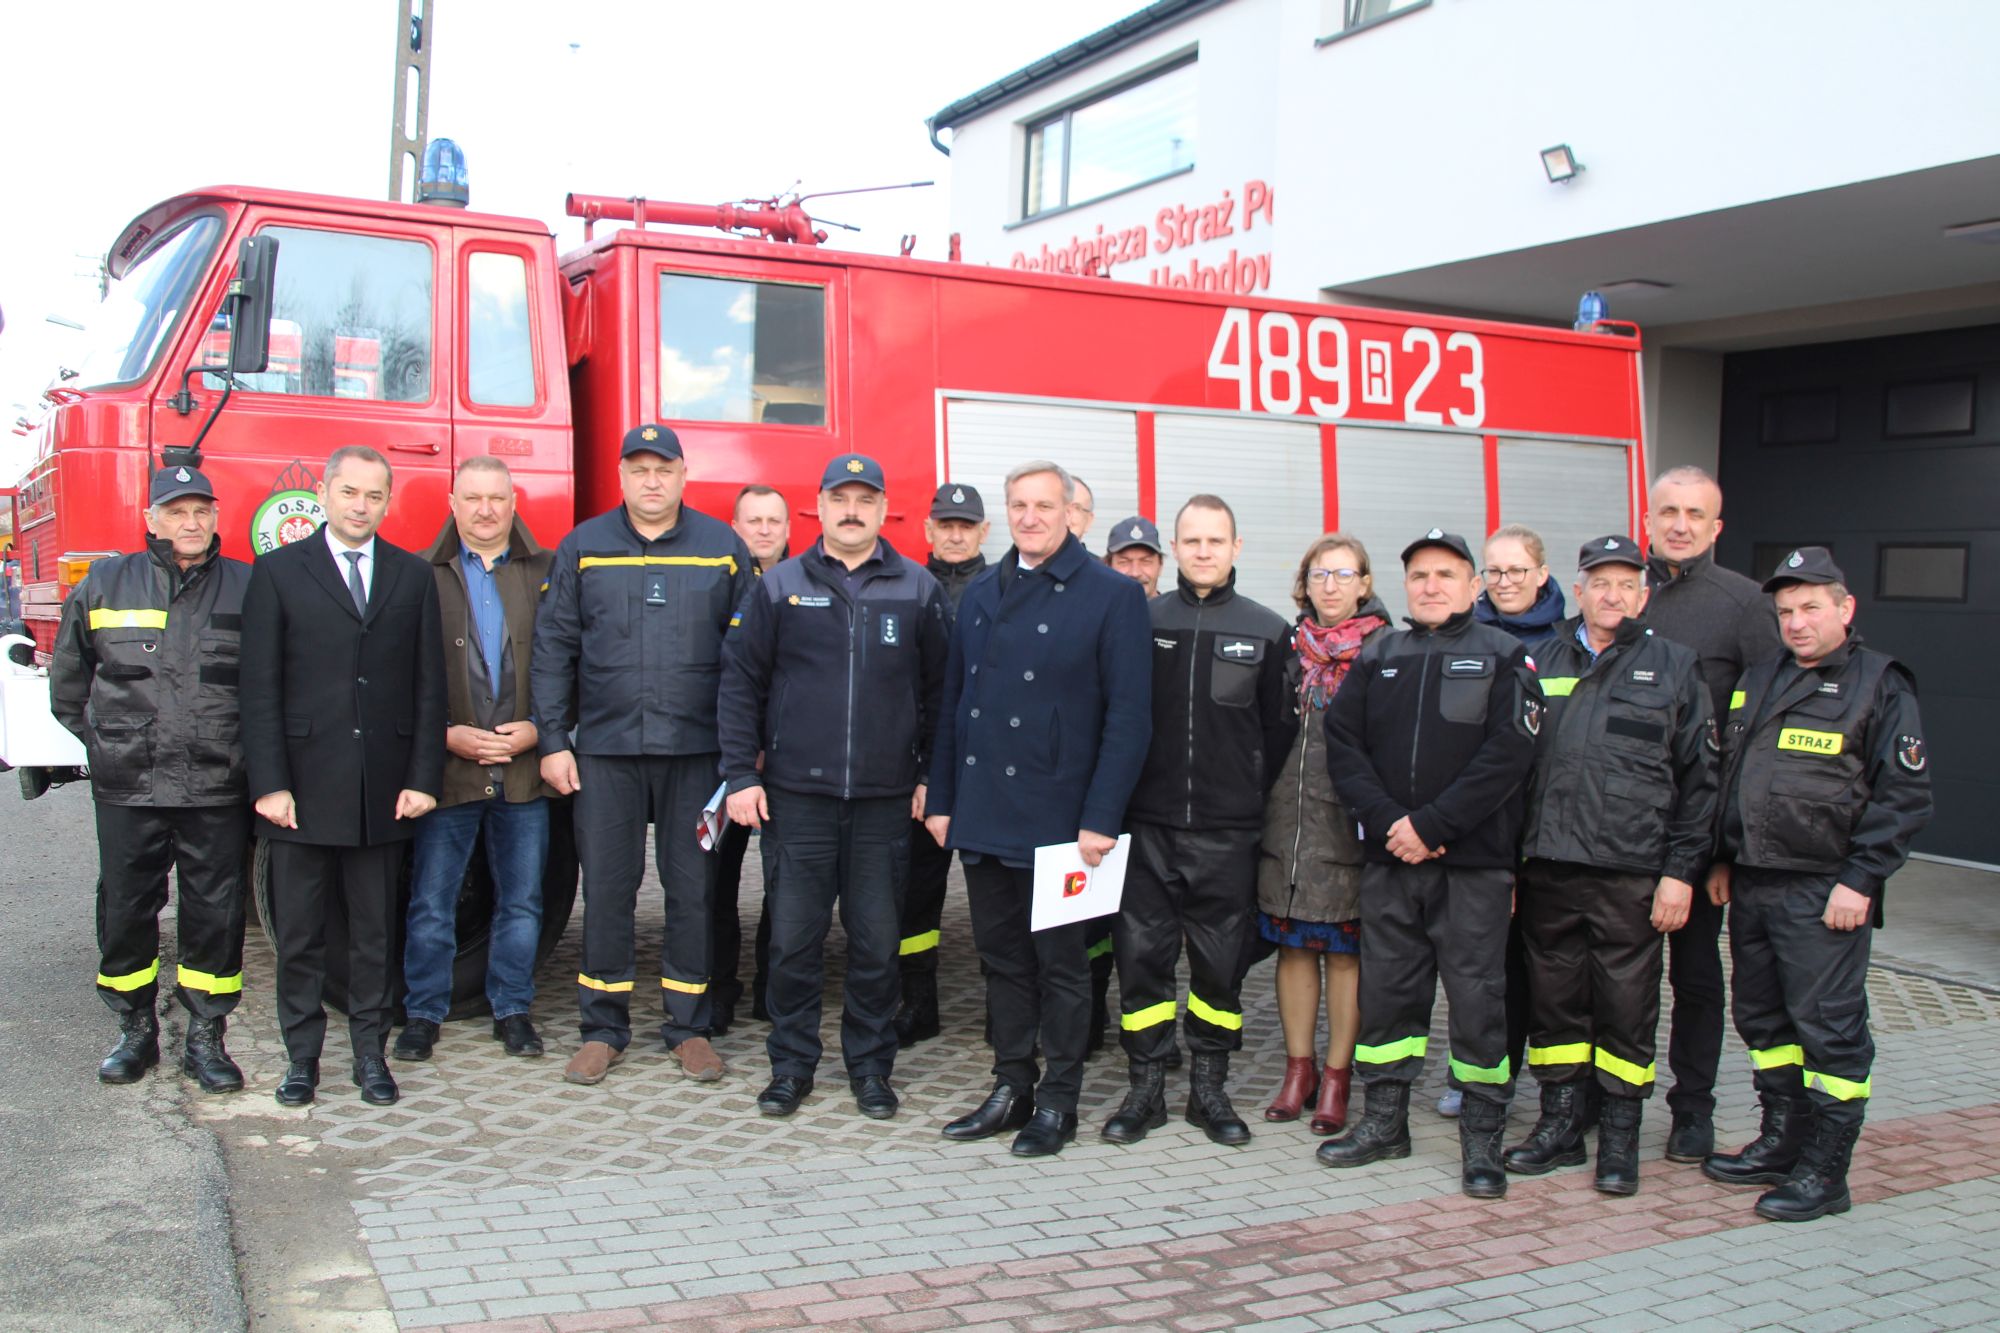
top-left (50, 466), bottom-right (252, 1092)
top-left (532, 424), bottom-right (755, 1086)
top-left (1505, 535), bottom-right (1717, 1195)
top-left (1702, 547), bottom-right (1931, 1222)
top-left (1102, 496), bottom-right (1291, 1147)
top-left (893, 482), bottom-right (989, 1046)
top-left (1318, 529), bottom-right (1542, 1198)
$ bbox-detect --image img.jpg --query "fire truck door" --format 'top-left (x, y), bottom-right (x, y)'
top-left (157, 214), bottom-right (454, 559)
top-left (450, 238), bottom-right (571, 539)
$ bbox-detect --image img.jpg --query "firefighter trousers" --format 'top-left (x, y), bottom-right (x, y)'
top-left (1729, 867), bottom-right (1874, 1129)
top-left (1354, 861), bottom-right (1517, 1105)
top-left (764, 790), bottom-right (908, 1079)
top-left (93, 802), bottom-right (249, 1021)
top-left (574, 753), bottom-right (717, 1049)
top-left (965, 858), bottom-right (1091, 1114)
top-left (1518, 858), bottom-right (1664, 1098)
top-left (1112, 821), bottom-right (1258, 1062)
top-left (899, 816), bottom-right (952, 976)
top-left (710, 819), bottom-right (772, 1010)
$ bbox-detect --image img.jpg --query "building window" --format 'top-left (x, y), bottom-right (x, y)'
top-left (1760, 388), bottom-right (1839, 445)
top-left (1878, 543), bottom-right (1969, 603)
top-left (657, 273), bottom-right (826, 426)
top-left (1884, 377), bottom-right (1976, 439)
top-left (1318, 0), bottom-right (1432, 44)
top-left (1024, 59), bottom-right (1196, 218)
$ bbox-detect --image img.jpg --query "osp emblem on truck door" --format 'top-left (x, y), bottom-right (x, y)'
top-left (251, 460), bottom-right (327, 553)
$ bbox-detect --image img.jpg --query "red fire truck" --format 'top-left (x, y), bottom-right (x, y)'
top-left (8, 183), bottom-right (1647, 1011)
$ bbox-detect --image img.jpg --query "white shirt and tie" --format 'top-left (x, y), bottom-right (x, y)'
top-left (325, 525), bottom-right (376, 614)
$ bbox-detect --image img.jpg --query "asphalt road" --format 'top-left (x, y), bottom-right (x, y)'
top-left (0, 778), bottom-right (244, 1332)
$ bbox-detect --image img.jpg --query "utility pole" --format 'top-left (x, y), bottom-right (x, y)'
top-left (388, 0), bottom-right (435, 203)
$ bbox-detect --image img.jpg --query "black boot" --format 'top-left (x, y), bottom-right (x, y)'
top-left (1702, 1092), bottom-right (1812, 1185)
top-left (1185, 1052), bottom-right (1251, 1146)
top-left (1459, 1094), bottom-right (1508, 1198)
top-left (181, 1016), bottom-right (244, 1094)
top-left (894, 969), bottom-right (941, 1048)
top-left (1102, 1059), bottom-right (1168, 1144)
top-left (1594, 1094), bottom-right (1643, 1195)
top-left (1755, 1114), bottom-right (1859, 1222)
top-left (99, 1009), bottom-right (160, 1084)
top-left (1503, 1081), bottom-right (1588, 1175)
top-left (1316, 1082), bottom-right (1411, 1167)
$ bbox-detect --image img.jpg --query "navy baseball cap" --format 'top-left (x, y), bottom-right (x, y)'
top-left (1400, 528), bottom-right (1476, 566)
top-left (931, 482), bottom-right (984, 521)
top-left (1105, 515), bottom-right (1162, 555)
top-left (620, 423), bottom-right (684, 460)
top-left (821, 454), bottom-right (886, 492)
top-left (1576, 533), bottom-right (1647, 572)
top-left (1763, 545), bottom-right (1846, 592)
top-left (149, 465), bottom-right (217, 505)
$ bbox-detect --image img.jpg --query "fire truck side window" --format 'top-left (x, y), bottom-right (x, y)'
top-left (466, 251), bottom-right (537, 408)
top-left (210, 226), bottom-right (433, 403)
top-left (658, 274), bottom-right (826, 426)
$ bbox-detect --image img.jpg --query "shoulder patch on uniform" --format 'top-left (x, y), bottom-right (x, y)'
top-left (1522, 694), bottom-right (1543, 736)
top-left (1897, 735), bottom-right (1927, 773)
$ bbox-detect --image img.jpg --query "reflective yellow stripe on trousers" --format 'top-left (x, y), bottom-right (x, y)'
top-left (1528, 1042), bottom-right (1591, 1066)
top-left (177, 965), bottom-right (243, 995)
top-left (1185, 992), bottom-right (1243, 1031)
top-left (899, 931), bottom-right (940, 956)
top-left (1806, 1069), bottom-right (1872, 1100)
top-left (1121, 1000), bottom-right (1177, 1032)
top-left (577, 974), bottom-right (635, 993)
top-left (1450, 1054), bottom-right (1512, 1085)
top-left (1594, 1047), bottom-right (1656, 1087)
top-left (1356, 1035), bottom-right (1427, 1065)
top-left (98, 958), bottom-right (161, 990)
top-left (661, 977), bottom-right (708, 994)
top-left (1749, 1044), bottom-right (1804, 1070)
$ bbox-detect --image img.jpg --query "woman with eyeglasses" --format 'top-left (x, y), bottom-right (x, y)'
top-left (1475, 524), bottom-right (1568, 645)
top-left (1255, 534), bottom-right (1390, 1133)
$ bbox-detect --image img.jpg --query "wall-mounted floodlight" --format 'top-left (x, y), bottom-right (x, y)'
top-left (1542, 144), bottom-right (1583, 184)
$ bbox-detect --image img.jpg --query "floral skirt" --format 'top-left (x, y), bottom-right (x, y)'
top-left (1257, 912), bottom-right (1360, 954)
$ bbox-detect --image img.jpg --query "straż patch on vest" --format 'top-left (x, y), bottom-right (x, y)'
top-left (1897, 735), bottom-right (1927, 772)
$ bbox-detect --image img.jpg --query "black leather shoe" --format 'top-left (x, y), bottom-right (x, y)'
top-left (852, 1074), bottom-right (899, 1120)
top-left (99, 1011), bottom-right (161, 1085)
top-left (275, 1059), bottom-right (320, 1107)
top-left (353, 1056), bottom-right (399, 1105)
top-left (393, 1018), bottom-right (439, 1061)
top-left (182, 1016), bottom-right (244, 1094)
top-left (1665, 1108), bottom-right (1714, 1162)
top-left (942, 1083), bottom-right (1034, 1141)
top-left (757, 1074), bottom-right (813, 1116)
top-left (1011, 1107), bottom-right (1079, 1157)
top-left (492, 1014), bottom-right (543, 1057)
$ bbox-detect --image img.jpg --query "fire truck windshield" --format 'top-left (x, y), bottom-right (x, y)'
top-left (74, 214), bottom-right (222, 389)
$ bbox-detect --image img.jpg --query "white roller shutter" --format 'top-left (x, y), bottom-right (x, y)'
top-left (1154, 413), bottom-right (1324, 615)
top-left (943, 399), bottom-right (1138, 563)
top-left (1335, 428), bottom-right (1487, 621)
top-left (1494, 438), bottom-right (1635, 595)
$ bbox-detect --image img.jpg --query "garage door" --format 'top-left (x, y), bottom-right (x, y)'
top-left (1154, 413), bottom-right (1324, 615)
top-left (944, 399), bottom-right (1137, 565)
top-left (1335, 428), bottom-right (1486, 621)
top-left (1494, 437), bottom-right (1636, 595)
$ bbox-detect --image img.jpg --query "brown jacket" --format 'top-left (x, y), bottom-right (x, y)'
top-left (424, 516), bottom-right (557, 808)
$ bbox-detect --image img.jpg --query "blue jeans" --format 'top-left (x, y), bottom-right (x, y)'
top-left (404, 795), bottom-right (549, 1023)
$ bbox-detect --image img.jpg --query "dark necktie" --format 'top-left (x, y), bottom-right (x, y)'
top-left (342, 549), bottom-right (367, 615)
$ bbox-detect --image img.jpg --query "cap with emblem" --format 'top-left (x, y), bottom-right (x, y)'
top-left (1400, 528), bottom-right (1476, 566)
top-left (1761, 545), bottom-right (1846, 592)
top-left (1576, 532), bottom-right (1646, 572)
top-left (930, 482), bottom-right (984, 521)
top-left (820, 453), bottom-right (885, 492)
top-left (1104, 515), bottom-right (1162, 555)
top-left (620, 423), bottom-right (684, 460)
top-left (148, 465), bottom-right (218, 506)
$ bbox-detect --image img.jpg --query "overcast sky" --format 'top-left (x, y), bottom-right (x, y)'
top-left (0, 0), bottom-right (1137, 478)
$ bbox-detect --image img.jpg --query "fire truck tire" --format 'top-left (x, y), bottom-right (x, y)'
top-left (249, 797), bottom-right (581, 1022)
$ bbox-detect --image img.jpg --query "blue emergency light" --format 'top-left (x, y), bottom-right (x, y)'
top-left (1574, 290), bottom-right (1606, 331)
top-left (418, 138), bottom-right (470, 208)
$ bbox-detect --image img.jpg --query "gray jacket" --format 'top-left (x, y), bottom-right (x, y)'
top-left (1256, 602), bottom-right (1388, 924)
top-left (1644, 548), bottom-right (1782, 724)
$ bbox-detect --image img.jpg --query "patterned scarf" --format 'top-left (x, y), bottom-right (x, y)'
top-left (1296, 612), bottom-right (1387, 711)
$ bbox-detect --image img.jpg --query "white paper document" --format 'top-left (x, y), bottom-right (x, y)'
top-left (1030, 834), bottom-right (1133, 932)
top-left (697, 782), bottom-right (729, 851)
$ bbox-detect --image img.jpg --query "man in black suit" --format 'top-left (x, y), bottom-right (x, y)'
top-left (241, 445), bottom-right (447, 1107)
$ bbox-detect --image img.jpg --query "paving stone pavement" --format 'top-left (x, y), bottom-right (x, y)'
top-left (200, 845), bottom-right (2000, 1331)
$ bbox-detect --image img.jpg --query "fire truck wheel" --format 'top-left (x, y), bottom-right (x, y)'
top-left (249, 797), bottom-right (581, 1021)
